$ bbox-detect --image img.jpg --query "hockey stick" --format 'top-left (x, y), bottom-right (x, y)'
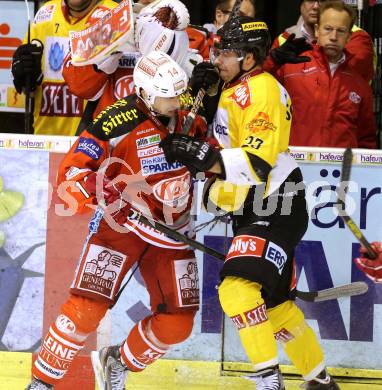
top-left (229, 0), bottom-right (244, 20)
top-left (129, 209), bottom-right (225, 260)
top-left (295, 281), bottom-right (368, 302)
top-left (126, 210), bottom-right (368, 302)
top-left (182, 87), bottom-right (206, 134)
top-left (336, 148), bottom-right (377, 259)
top-left (181, 0), bottom-right (244, 135)
top-left (24, 0), bottom-right (33, 134)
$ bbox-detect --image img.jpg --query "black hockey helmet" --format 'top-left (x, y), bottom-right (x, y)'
top-left (215, 16), bottom-right (271, 64)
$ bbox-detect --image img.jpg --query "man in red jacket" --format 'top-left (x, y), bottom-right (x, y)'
top-left (266, 1), bottom-right (376, 149)
top-left (271, 0), bottom-right (375, 83)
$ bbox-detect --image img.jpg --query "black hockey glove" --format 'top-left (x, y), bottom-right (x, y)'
top-left (190, 62), bottom-right (220, 95)
top-left (160, 134), bottom-right (222, 177)
top-left (270, 34), bottom-right (312, 65)
top-left (12, 40), bottom-right (44, 94)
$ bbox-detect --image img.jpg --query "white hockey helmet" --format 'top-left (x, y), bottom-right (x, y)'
top-left (133, 50), bottom-right (188, 110)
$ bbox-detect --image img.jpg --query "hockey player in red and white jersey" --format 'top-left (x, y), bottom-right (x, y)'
top-left (26, 51), bottom-right (207, 390)
top-left (63, 0), bottom-right (203, 123)
top-left (354, 242), bottom-right (382, 283)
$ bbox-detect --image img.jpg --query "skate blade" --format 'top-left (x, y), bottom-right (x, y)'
top-left (91, 350), bottom-right (106, 390)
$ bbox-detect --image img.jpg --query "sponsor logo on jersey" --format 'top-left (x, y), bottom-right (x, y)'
top-left (264, 241), bottom-right (287, 274)
top-left (174, 258), bottom-right (199, 307)
top-left (93, 99), bottom-right (128, 122)
top-left (274, 328), bottom-right (295, 343)
top-left (213, 109), bottom-right (229, 145)
top-left (44, 37), bottom-right (70, 80)
top-left (42, 330), bottom-right (79, 369)
top-left (49, 41), bottom-right (65, 72)
top-left (138, 348), bottom-right (165, 365)
top-left (75, 137), bottom-right (104, 160)
top-left (40, 82), bottom-right (83, 117)
top-left (153, 171), bottom-right (191, 207)
top-left (226, 235), bottom-right (266, 261)
top-left (76, 244), bottom-right (126, 299)
top-left (230, 314), bottom-right (246, 330)
top-left (34, 4), bottom-right (56, 23)
top-left (140, 154), bottom-right (183, 176)
top-left (244, 303), bottom-right (268, 327)
top-left (114, 75), bottom-right (135, 99)
top-left (101, 108), bottom-right (139, 136)
top-left (118, 53), bottom-right (140, 68)
top-left (136, 127), bottom-right (155, 136)
top-left (230, 82), bottom-right (251, 110)
top-left (349, 91), bottom-right (361, 104)
top-left (55, 315), bottom-right (76, 335)
top-left (245, 112), bottom-right (277, 133)
top-left (137, 145), bottom-right (162, 158)
top-left (136, 134), bottom-right (161, 149)
top-left (215, 123), bottom-right (228, 135)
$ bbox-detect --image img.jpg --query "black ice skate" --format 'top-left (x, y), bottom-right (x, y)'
top-left (245, 366), bottom-right (286, 390)
top-left (91, 345), bottom-right (128, 390)
top-left (25, 377), bottom-right (53, 389)
top-left (302, 369), bottom-right (340, 389)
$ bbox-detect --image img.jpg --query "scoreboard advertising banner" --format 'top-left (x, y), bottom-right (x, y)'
top-left (0, 137), bottom-right (381, 377)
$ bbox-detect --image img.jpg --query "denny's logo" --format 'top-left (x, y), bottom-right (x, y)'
top-left (242, 22), bottom-right (268, 31)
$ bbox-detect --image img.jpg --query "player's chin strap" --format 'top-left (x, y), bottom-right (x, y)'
top-left (229, 52), bottom-right (260, 85)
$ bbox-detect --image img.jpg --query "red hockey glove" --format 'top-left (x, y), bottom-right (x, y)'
top-left (83, 172), bottom-right (122, 205)
top-left (354, 242), bottom-right (382, 283)
top-left (83, 172), bottom-right (130, 225)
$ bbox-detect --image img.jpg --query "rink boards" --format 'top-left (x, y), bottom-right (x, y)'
top-left (0, 134), bottom-right (381, 388)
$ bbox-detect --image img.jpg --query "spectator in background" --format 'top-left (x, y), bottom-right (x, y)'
top-left (271, 0), bottom-right (375, 83)
top-left (11, 0), bottom-right (118, 136)
top-left (190, 0), bottom-right (256, 58)
top-left (203, 0), bottom-right (235, 34)
top-left (203, 0), bottom-right (256, 34)
top-left (267, 1), bottom-right (376, 149)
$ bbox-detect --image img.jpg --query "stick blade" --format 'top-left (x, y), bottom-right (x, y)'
top-left (296, 281), bottom-right (368, 302)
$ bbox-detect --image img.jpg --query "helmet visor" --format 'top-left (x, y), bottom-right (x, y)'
top-left (209, 47), bottom-right (245, 65)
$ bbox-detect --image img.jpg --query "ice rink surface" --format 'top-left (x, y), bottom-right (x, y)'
top-left (1, 352), bottom-right (381, 390)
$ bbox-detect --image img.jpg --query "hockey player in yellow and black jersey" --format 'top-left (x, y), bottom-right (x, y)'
top-left (160, 16), bottom-right (340, 390)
